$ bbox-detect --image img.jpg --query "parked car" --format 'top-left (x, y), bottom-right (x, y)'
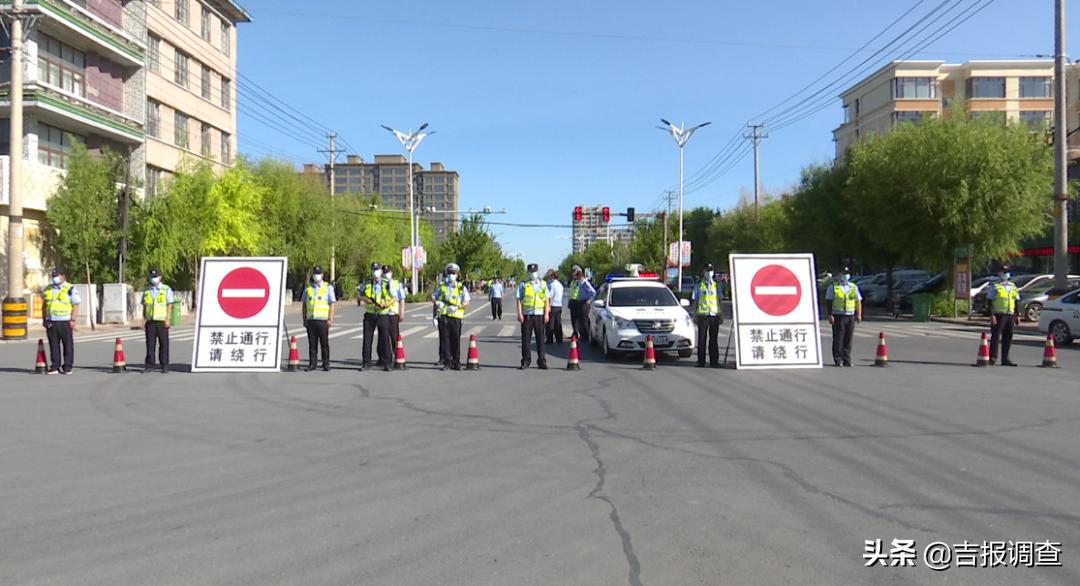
top-left (589, 276), bottom-right (696, 359)
top-left (1037, 287), bottom-right (1080, 346)
top-left (1019, 277), bottom-right (1080, 322)
top-left (972, 274), bottom-right (1080, 316)
top-left (861, 270), bottom-right (932, 305)
top-left (969, 275), bottom-right (995, 299)
top-left (899, 272), bottom-right (948, 309)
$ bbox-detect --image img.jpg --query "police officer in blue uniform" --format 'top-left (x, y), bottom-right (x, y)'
top-left (301, 266), bottom-right (336, 371)
top-left (42, 268), bottom-right (80, 375)
top-left (517, 263), bottom-right (551, 369)
top-left (141, 268), bottom-right (176, 373)
top-left (986, 265), bottom-right (1020, 366)
top-left (824, 266), bottom-right (862, 367)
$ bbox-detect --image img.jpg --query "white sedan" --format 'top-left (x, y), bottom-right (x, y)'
top-left (1037, 288), bottom-right (1080, 346)
top-left (588, 278), bottom-right (696, 359)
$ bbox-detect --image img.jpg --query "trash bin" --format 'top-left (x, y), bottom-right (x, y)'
top-left (912, 293), bottom-right (934, 322)
top-left (169, 301), bottom-right (182, 327)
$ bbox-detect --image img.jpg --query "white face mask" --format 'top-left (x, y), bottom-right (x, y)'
top-left (150, 276), bottom-right (162, 286)
top-left (448, 273), bottom-right (458, 283)
top-left (51, 276), bottom-right (62, 285)
top-left (312, 274), bottom-right (323, 284)
top-left (384, 272), bottom-right (393, 281)
top-left (530, 271), bottom-right (539, 280)
top-left (373, 270), bottom-right (383, 280)
top-left (705, 271), bottom-right (714, 280)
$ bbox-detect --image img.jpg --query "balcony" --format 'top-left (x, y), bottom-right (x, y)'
top-left (0, 0), bottom-right (145, 67)
top-left (0, 82), bottom-right (144, 143)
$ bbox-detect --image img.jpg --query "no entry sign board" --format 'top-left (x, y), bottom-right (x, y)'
top-left (192, 257), bottom-right (288, 373)
top-left (729, 253), bottom-right (822, 369)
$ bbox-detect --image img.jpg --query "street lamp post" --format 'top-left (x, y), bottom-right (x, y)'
top-left (382, 123), bottom-right (433, 294)
top-left (659, 119), bottom-right (710, 290)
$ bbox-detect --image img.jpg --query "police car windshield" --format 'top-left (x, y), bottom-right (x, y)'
top-left (610, 286), bottom-right (678, 307)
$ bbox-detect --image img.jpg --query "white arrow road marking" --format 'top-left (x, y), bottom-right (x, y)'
top-left (754, 286), bottom-right (798, 296)
top-left (220, 288), bottom-right (266, 298)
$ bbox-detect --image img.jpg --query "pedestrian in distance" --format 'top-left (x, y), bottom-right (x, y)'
top-left (359, 261), bottom-right (394, 371)
top-left (545, 269), bottom-right (565, 344)
top-left (517, 263), bottom-right (551, 369)
top-left (488, 276), bottom-right (505, 320)
top-left (42, 268), bottom-right (79, 375)
top-left (987, 265), bottom-right (1020, 367)
top-left (142, 268), bottom-right (176, 373)
top-left (433, 263), bottom-right (470, 370)
top-left (383, 265), bottom-right (407, 355)
top-left (825, 267), bottom-right (863, 367)
top-left (568, 266), bottom-right (596, 343)
top-left (692, 263), bottom-right (723, 368)
top-left (301, 266), bottom-right (335, 371)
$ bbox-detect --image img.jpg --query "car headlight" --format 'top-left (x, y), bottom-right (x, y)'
top-left (613, 318), bottom-right (637, 331)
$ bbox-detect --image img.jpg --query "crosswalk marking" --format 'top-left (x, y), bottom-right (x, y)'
top-left (423, 330), bottom-right (440, 339)
top-left (464, 325), bottom-right (484, 338)
top-left (400, 325), bottom-right (426, 338)
top-left (498, 325), bottom-right (516, 337)
top-left (328, 326), bottom-right (364, 340)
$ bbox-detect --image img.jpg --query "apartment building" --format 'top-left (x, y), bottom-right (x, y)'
top-left (302, 154), bottom-right (461, 242)
top-left (572, 205), bottom-right (634, 254)
top-left (144, 0), bottom-right (249, 195)
top-left (834, 60), bottom-right (1080, 160)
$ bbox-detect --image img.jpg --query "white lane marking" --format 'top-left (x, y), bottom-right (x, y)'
top-left (328, 326), bottom-right (364, 339)
top-left (400, 325), bottom-right (425, 338)
top-left (754, 286), bottom-right (797, 296)
top-left (464, 326), bottom-right (484, 338)
top-left (423, 330), bottom-right (440, 339)
top-left (498, 325), bottom-right (516, 337)
top-left (464, 302), bottom-right (490, 319)
top-left (220, 288), bottom-right (266, 298)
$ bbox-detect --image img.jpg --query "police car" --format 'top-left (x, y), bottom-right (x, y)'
top-left (1037, 287), bottom-right (1080, 346)
top-left (588, 266), bottom-right (695, 359)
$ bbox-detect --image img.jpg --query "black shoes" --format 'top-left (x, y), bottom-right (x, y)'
top-left (305, 365), bottom-right (318, 372)
top-left (843, 363), bottom-right (852, 368)
top-left (518, 363), bottom-right (529, 370)
top-left (322, 365), bottom-right (330, 372)
top-left (538, 363), bottom-right (548, 370)
top-left (696, 362), bottom-right (706, 368)
top-left (1001, 360), bottom-right (1018, 367)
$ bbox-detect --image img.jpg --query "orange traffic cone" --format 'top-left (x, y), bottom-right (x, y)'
top-left (643, 335), bottom-right (657, 370)
top-left (34, 339), bottom-right (47, 374)
top-left (874, 332), bottom-right (889, 367)
top-left (112, 338), bottom-right (127, 373)
top-left (394, 335), bottom-right (408, 370)
top-left (1040, 334), bottom-right (1059, 368)
top-left (466, 335), bottom-right (480, 370)
top-left (286, 336), bottom-right (300, 372)
top-left (566, 335), bottom-right (581, 371)
top-left (973, 332), bottom-right (990, 367)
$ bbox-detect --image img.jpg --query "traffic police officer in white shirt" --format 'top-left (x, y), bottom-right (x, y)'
top-left (824, 266), bottom-right (863, 367)
top-left (433, 263), bottom-right (470, 370)
top-left (691, 263), bottom-right (723, 368)
top-left (986, 264), bottom-right (1020, 366)
top-left (517, 263), bottom-right (551, 369)
top-left (382, 265), bottom-right (407, 353)
top-left (301, 266), bottom-right (336, 371)
top-left (42, 268), bottom-right (80, 375)
top-left (545, 269), bottom-right (565, 344)
top-left (142, 267), bottom-right (176, 373)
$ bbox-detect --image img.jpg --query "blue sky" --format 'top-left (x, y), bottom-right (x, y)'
top-left (237, 0), bottom-right (1065, 271)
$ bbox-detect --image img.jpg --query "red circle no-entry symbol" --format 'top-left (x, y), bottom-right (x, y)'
top-left (217, 267), bottom-right (270, 319)
top-left (750, 265), bottom-right (802, 317)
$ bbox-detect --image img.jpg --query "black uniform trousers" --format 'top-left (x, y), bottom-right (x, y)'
top-left (362, 312), bottom-right (392, 367)
top-left (439, 316), bottom-right (463, 368)
top-left (831, 314), bottom-right (856, 366)
top-left (989, 312), bottom-right (1016, 362)
top-left (521, 314), bottom-right (547, 367)
top-left (305, 319), bottom-right (330, 368)
top-left (490, 297), bottom-right (503, 320)
top-left (569, 300), bottom-right (591, 342)
top-left (45, 320), bottom-right (74, 372)
top-left (546, 307), bottom-right (564, 343)
top-left (696, 315), bottom-right (721, 366)
top-left (144, 320), bottom-right (170, 369)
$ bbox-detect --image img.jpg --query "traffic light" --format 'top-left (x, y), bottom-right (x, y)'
top-left (626, 207), bottom-right (635, 222)
top-left (601, 206), bottom-right (610, 223)
top-left (573, 206), bottom-right (583, 222)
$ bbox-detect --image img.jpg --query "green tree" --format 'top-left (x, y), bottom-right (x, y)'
top-left (42, 143), bottom-right (123, 288)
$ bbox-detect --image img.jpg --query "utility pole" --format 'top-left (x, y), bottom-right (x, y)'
top-left (317, 133), bottom-right (339, 282)
top-left (744, 123), bottom-right (768, 221)
top-left (662, 190), bottom-right (675, 276)
top-left (118, 145), bottom-right (132, 284)
top-left (2, 0), bottom-right (37, 339)
top-left (1052, 0), bottom-right (1069, 291)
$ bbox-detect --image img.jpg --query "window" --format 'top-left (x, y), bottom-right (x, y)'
top-left (146, 166), bottom-right (164, 197)
top-left (174, 110), bottom-right (189, 148)
top-left (610, 286), bottom-right (679, 307)
top-left (221, 131), bottom-right (231, 164)
top-left (201, 123), bottom-right (212, 158)
top-left (1019, 76), bottom-right (1052, 98)
top-left (968, 77), bottom-right (1006, 98)
top-left (146, 100), bottom-right (161, 138)
top-left (174, 50), bottom-right (189, 87)
top-left (220, 21), bottom-right (230, 55)
top-left (174, 0), bottom-right (188, 25)
top-left (37, 33), bottom-right (85, 96)
top-left (220, 77), bottom-right (231, 110)
top-left (147, 34), bottom-right (161, 73)
top-left (970, 110), bottom-right (1007, 125)
top-left (201, 64), bottom-right (211, 99)
top-left (1020, 110), bottom-right (1051, 129)
top-left (200, 7), bottom-right (211, 41)
top-left (37, 123), bottom-right (82, 169)
top-left (893, 111), bottom-right (932, 124)
top-left (893, 77), bottom-right (937, 99)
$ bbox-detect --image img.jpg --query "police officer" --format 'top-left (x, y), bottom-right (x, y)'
top-left (42, 268), bottom-right (79, 375)
top-left (987, 265), bottom-right (1020, 367)
top-left (359, 261), bottom-right (393, 371)
top-left (433, 263), bottom-right (470, 370)
top-left (488, 275), bottom-right (505, 320)
top-left (545, 270), bottom-right (565, 344)
top-left (517, 263), bottom-right (551, 369)
top-left (825, 267), bottom-right (863, 367)
top-left (568, 268), bottom-right (596, 342)
top-left (383, 265), bottom-right (406, 353)
top-left (301, 266), bottom-right (335, 371)
top-left (692, 263), bottom-right (723, 368)
top-left (142, 268), bottom-right (175, 373)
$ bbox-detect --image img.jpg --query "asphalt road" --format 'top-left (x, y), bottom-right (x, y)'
top-left (1, 300), bottom-right (1078, 585)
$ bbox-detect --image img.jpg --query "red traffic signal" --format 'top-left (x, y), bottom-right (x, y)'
top-left (601, 207), bottom-right (610, 223)
top-left (573, 206), bottom-right (583, 222)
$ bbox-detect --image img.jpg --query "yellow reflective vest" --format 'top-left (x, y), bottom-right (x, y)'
top-left (44, 283), bottom-right (75, 319)
top-left (143, 286), bottom-right (172, 321)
